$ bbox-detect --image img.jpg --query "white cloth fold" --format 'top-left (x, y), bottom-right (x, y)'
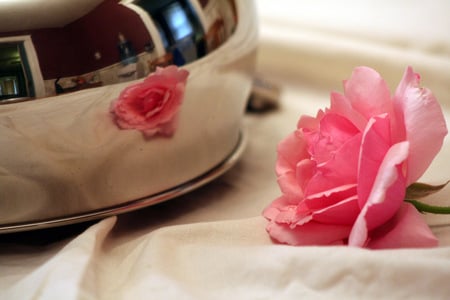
top-left (3, 216), bottom-right (450, 299)
top-left (0, 218), bottom-right (114, 300)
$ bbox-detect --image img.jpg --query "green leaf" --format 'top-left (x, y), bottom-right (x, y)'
top-left (405, 181), bottom-right (449, 200)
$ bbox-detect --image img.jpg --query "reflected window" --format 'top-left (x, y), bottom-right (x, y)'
top-left (0, 43), bottom-right (34, 102)
top-left (135, 0), bottom-right (206, 65)
top-left (163, 3), bottom-right (194, 41)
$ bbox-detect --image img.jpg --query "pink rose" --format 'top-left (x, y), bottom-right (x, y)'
top-left (263, 66), bottom-right (448, 249)
top-left (111, 65), bottom-right (189, 137)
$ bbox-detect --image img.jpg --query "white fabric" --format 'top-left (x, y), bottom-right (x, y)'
top-left (256, 0), bottom-right (450, 101)
top-left (2, 1), bottom-right (450, 299)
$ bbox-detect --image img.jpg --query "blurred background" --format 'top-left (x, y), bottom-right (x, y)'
top-left (255, 0), bottom-right (450, 100)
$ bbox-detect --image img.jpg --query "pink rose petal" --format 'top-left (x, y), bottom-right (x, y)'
top-left (368, 203), bottom-right (438, 249)
top-left (297, 111), bottom-right (323, 130)
top-left (263, 196), bottom-right (296, 220)
top-left (264, 66), bottom-right (447, 249)
top-left (263, 196), bottom-right (308, 227)
top-left (296, 159), bottom-right (316, 192)
top-left (304, 113), bottom-right (360, 164)
top-left (305, 133), bottom-right (361, 195)
top-left (329, 91), bottom-right (367, 131)
top-left (304, 184), bottom-right (357, 209)
top-left (277, 171), bottom-right (303, 200)
top-left (344, 66), bottom-right (393, 121)
top-left (266, 220), bottom-right (351, 246)
top-left (349, 141), bottom-right (409, 247)
top-left (276, 131), bottom-right (309, 176)
top-left (394, 66), bottom-right (448, 184)
top-left (358, 114), bottom-right (391, 207)
top-left (311, 196), bottom-right (359, 225)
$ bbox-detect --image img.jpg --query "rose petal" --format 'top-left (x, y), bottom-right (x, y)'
top-left (304, 183), bottom-right (357, 210)
top-left (358, 114), bottom-right (391, 207)
top-left (264, 66), bottom-right (446, 249)
top-left (277, 171), bottom-right (303, 199)
top-left (368, 203), bottom-right (438, 249)
top-left (296, 159), bottom-right (316, 192)
top-left (344, 66), bottom-right (393, 120)
top-left (276, 131), bottom-right (309, 176)
top-left (349, 141), bottom-right (409, 247)
top-left (263, 196), bottom-right (306, 225)
top-left (266, 220), bottom-right (351, 246)
top-left (311, 195), bottom-right (359, 225)
top-left (264, 204), bottom-right (299, 225)
top-left (263, 196), bottom-right (296, 220)
top-left (304, 113), bottom-right (360, 164)
top-left (297, 111), bottom-right (322, 130)
top-left (305, 133), bottom-right (361, 195)
top-left (394, 66), bottom-right (448, 184)
top-left (329, 91), bottom-right (367, 131)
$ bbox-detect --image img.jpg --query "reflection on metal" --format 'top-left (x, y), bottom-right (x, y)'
top-left (0, 42), bottom-right (35, 102)
top-left (0, 0), bottom-right (238, 103)
top-left (0, 0), bottom-right (257, 230)
top-left (0, 130), bottom-right (247, 234)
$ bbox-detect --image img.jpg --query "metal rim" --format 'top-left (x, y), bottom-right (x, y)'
top-left (0, 130), bottom-right (247, 234)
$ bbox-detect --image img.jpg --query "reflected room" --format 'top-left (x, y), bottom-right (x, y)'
top-left (0, 0), bottom-right (237, 103)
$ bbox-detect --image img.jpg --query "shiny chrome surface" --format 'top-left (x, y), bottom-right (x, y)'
top-left (0, 0), bottom-right (238, 103)
top-left (0, 0), bottom-right (257, 230)
top-left (0, 129), bottom-right (247, 234)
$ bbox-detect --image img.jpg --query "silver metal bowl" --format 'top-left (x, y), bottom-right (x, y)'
top-left (0, 0), bottom-right (258, 232)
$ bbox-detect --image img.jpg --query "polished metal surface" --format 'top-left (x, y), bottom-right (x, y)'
top-left (0, 0), bottom-right (238, 103)
top-left (0, 0), bottom-right (257, 231)
top-left (0, 129), bottom-right (247, 234)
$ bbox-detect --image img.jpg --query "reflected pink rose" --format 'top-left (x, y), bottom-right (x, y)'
top-left (263, 66), bottom-right (447, 249)
top-left (111, 65), bottom-right (189, 137)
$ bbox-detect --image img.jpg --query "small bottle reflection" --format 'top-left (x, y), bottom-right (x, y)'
top-left (117, 33), bottom-right (137, 65)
